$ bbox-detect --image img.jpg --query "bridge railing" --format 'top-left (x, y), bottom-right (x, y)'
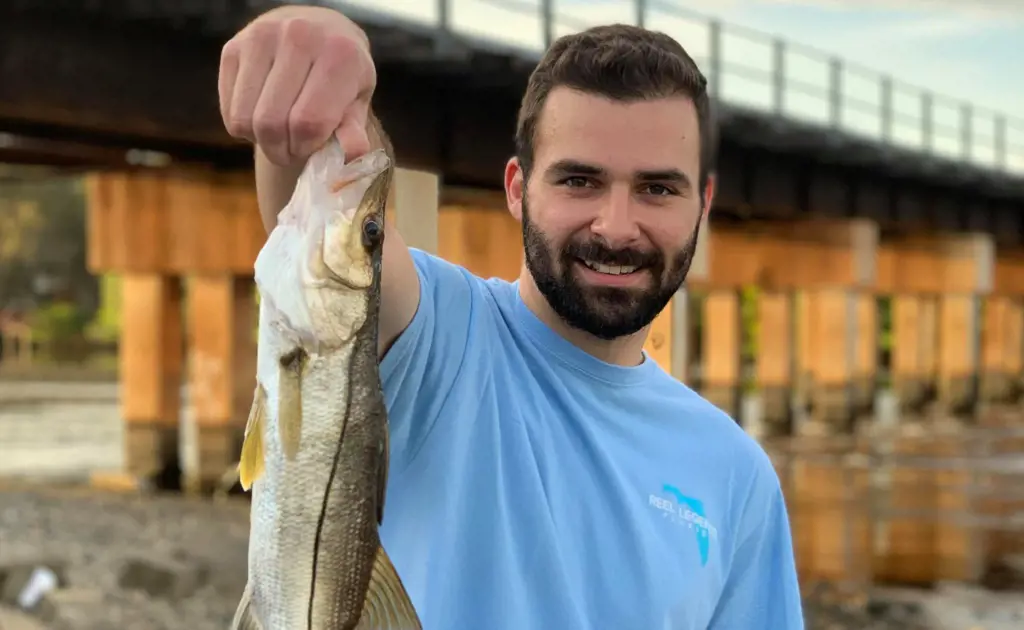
top-left (346, 0), bottom-right (1024, 177)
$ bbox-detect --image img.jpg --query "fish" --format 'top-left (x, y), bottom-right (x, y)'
top-left (229, 138), bottom-right (422, 630)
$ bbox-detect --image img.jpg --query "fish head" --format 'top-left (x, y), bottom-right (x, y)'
top-left (320, 148), bottom-right (393, 292)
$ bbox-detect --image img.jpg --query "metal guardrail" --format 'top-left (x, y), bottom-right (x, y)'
top-left (414, 0), bottom-right (1024, 177)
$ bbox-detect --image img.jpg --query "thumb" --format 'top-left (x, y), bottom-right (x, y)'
top-left (334, 106), bottom-right (371, 163)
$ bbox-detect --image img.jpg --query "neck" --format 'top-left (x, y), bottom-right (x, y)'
top-left (517, 268), bottom-right (649, 367)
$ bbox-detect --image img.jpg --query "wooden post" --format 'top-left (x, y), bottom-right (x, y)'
top-left (890, 294), bottom-right (927, 412)
top-left (119, 275), bottom-right (184, 484)
top-left (756, 290), bottom-right (793, 431)
top-left (937, 234), bottom-right (992, 418)
top-left (185, 276), bottom-right (257, 492)
top-left (797, 220), bottom-right (878, 435)
top-left (702, 289), bottom-right (742, 419)
top-left (854, 294), bottom-right (878, 415)
top-left (878, 232), bottom-right (994, 419)
top-left (391, 166), bottom-right (441, 254)
top-left (983, 251), bottom-right (1024, 404)
top-left (698, 218), bottom-right (877, 434)
top-left (87, 170), bottom-right (183, 486)
top-left (438, 206), bottom-right (523, 281)
top-left (644, 211), bottom-right (709, 383)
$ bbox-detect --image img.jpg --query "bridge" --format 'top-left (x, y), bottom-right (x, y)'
top-left (3, 0), bottom-right (1024, 590)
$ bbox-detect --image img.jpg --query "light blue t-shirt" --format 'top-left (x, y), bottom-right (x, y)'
top-left (379, 248), bottom-right (804, 630)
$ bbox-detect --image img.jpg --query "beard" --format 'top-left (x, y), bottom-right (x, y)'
top-left (521, 193), bottom-right (700, 341)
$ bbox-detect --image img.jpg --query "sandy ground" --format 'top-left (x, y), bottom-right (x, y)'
top-left (2, 484), bottom-right (1022, 630)
top-left (0, 485), bottom-right (251, 630)
top-left (2, 383), bottom-right (1022, 628)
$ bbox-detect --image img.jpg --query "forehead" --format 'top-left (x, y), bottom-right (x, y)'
top-left (533, 86), bottom-right (701, 176)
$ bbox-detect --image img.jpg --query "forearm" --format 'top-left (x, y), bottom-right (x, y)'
top-left (254, 146), bottom-right (304, 233)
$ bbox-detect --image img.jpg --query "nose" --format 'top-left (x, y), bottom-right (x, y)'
top-left (589, 184), bottom-right (641, 246)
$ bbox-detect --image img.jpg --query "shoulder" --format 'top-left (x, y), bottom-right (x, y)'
top-left (648, 372), bottom-right (783, 506)
top-left (408, 248), bottom-right (516, 305)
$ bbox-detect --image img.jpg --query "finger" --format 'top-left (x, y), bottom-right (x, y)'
top-left (288, 34), bottom-right (374, 161)
top-left (228, 30), bottom-right (277, 144)
top-left (218, 41), bottom-right (240, 132)
top-left (334, 104), bottom-right (371, 162)
top-left (253, 39), bottom-right (315, 166)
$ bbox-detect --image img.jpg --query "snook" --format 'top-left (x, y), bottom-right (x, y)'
top-left (230, 143), bottom-right (421, 630)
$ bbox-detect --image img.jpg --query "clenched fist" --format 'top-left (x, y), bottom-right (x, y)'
top-left (218, 6), bottom-right (377, 168)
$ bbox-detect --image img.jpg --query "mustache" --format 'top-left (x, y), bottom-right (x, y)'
top-left (563, 239), bottom-right (662, 269)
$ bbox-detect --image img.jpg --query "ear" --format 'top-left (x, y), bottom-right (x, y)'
top-left (505, 157), bottom-right (525, 223)
top-left (701, 172), bottom-right (717, 220)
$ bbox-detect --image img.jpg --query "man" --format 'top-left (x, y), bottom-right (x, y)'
top-left (219, 5), bottom-right (804, 629)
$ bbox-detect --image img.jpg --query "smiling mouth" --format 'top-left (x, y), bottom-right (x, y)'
top-left (578, 258), bottom-right (643, 276)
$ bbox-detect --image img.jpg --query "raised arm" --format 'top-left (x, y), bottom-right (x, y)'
top-left (218, 5), bottom-right (420, 359)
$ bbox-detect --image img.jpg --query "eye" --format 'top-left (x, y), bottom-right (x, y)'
top-left (361, 217), bottom-right (383, 249)
top-left (561, 176), bottom-right (594, 189)
top-left (642, 184), bottom-right (676, 197)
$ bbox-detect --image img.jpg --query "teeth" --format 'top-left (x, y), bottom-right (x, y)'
top-left (582, 260), bottom-right (639, 275)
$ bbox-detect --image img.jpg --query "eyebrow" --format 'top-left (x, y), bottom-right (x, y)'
top-left (546, 159), bottom-right (604, 178)
top-left (545, 159), bottom-right (693, 190)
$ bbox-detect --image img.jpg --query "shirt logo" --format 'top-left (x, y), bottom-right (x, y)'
top-left (648, 484), bottom-right (719, 567)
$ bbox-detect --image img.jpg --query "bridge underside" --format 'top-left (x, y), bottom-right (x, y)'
top-left (3, 2), bottom-right (1023, 240)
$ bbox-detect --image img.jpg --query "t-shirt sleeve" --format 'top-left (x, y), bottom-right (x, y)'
top-left (708, 463), bottom-right (805, 629)
top-left (379, 247), bottom-right (480, 468)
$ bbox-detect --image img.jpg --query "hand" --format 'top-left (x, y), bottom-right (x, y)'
top-left (218, 6), bottom-right (377, 168)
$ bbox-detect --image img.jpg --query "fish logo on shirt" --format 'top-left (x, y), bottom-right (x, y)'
top-left (648, 484), bottom-right (719, 567)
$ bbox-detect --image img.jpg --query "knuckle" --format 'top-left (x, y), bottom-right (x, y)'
top-left (243, 20), bottom-right (279, 45)
top-left (226, 115), bottom-right (252, 138)
top-left (281, 16), bottom-right (315, 47)
top-left (253, 114), bottom-right (287, 142)
top-left (321, 32), bottom-right (360, 62)
top-left (219, 39), bottom-right (240, 64)
top-left (288, 111), bottom-right (328, 141)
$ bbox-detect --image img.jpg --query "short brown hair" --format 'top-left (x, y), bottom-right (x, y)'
top-left (515, 24), bottom-right (716, 196)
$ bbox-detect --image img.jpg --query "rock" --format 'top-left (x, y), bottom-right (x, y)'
top-left (116, 555), bottom-right (208, 600)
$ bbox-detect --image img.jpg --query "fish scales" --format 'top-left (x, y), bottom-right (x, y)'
top-left (231, 142), bottom-right (422, 630)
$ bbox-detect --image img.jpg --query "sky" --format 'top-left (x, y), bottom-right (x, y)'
top-left (339, 0), bottom-right (1023, 173)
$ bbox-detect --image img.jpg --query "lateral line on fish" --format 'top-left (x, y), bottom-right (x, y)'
top-left (306, 341), bottom-right (360, 630)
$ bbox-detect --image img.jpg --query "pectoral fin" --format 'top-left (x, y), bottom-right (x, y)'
top-left (356, 545), bottom-right (422, 630)
top-left (229, 584), bottom-right (263, 630)
top-left (278, 348), bottom-right (308, 461)
top-left (238, 384), bottom-right (268, 491)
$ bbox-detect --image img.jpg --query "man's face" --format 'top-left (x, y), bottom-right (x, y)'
top-left (507, 86), bottom-right (711, 341)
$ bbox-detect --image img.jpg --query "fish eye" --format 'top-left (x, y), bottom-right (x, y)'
top-left (361, 217), bottom-right (383, 249)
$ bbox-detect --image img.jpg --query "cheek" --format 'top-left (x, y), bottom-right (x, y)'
top-left (532, 192), bottom-right (599, 236)
top-left (638, 209), bottom-right (700, 251)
